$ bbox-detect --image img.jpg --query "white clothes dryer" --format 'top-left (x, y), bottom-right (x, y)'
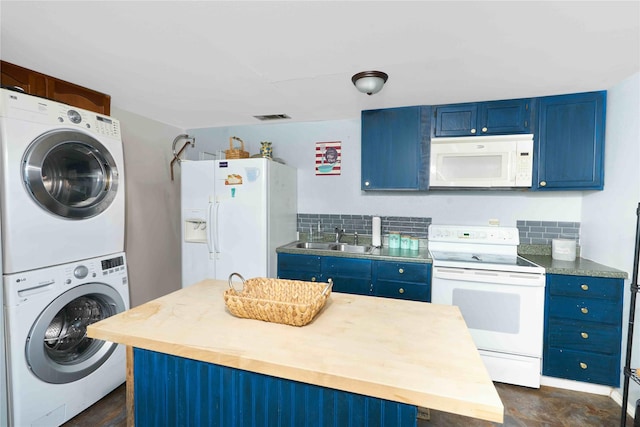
top-left (4, 252), bottom-right (129, 427)
top-left (0, 88), bottom-right (125, 274)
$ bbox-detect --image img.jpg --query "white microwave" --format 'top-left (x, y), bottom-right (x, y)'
top-left (429, 134), bottom-right (534, 188)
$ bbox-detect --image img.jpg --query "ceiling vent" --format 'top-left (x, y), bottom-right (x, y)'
top-left (253, 114), bottom-right (291, 121)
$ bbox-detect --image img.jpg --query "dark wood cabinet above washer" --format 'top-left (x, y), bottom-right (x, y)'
top-left (1, 61), bottom-right (111, 115)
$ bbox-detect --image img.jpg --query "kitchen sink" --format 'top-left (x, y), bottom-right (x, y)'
top-left (292, 242), bottom-right (373, 254)
top-left (331, 244), bottom-right (373, 253)
top-left (295, 242), bottom-right (336, 250)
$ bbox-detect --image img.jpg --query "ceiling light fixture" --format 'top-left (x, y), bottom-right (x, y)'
top-left (351, 71), bottom-right (388, 95)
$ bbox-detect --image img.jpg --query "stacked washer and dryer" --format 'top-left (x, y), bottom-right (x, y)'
top-left (0, 88), bottom-right (130, 426)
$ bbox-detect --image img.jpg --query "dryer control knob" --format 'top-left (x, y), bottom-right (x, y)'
top-left (74, 265), bottom-right (89, 279)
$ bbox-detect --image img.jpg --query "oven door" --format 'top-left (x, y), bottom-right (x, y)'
top-left (431, 266), bottom-right (545, 357)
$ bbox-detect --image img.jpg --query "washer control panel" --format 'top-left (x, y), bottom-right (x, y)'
top-left (0, 88), bottom-right (120, 139)
top-left (62, 254), bottom-right (127, 286)
top-left (101, 255), bottom-right (125, 276)
top-left (56, 105), bottom-right (121, 139)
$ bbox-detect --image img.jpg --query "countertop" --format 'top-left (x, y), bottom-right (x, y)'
top-left (277, 241), bottom-right (432, 263)
top-left (277, 241), bottom-right (628, 279)
top-left (521, 254), bottom-right (628, 279)
top-left (87, 279), bottom-right (504, 423)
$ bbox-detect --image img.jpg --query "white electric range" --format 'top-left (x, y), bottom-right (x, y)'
top-left (429, 224), bottom-right (545, 388)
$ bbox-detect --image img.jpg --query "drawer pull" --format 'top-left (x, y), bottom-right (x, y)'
top-left (398, 268), bottom-right (404, 274)
top-left (580, 362), bottom-right (588, 370)
top-left (399, 288), bottom-right (405, 294)
top-left (581, 332), bottom-right (589, 339)
top-left (580, 307), bottom-right (589, 314)
top-left (311, 277), bottom-right (316, 282)
top-left (581, 284), bottom-right (589, 291)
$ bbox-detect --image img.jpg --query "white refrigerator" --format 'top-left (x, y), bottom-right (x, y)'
top-left (181, 158), bottom-right (297, 288)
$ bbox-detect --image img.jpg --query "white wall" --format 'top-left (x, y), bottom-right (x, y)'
top-left (189, 120), bottom-right (582, 226)
top-left (581, 72), bottom-right (640, 408)
top-left (112, 107), bottom-right (184, 307)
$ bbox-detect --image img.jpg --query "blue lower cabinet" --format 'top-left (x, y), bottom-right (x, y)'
top-left (277, 253), bottom-right (431, 302)
top-left (277, 254), bottom-right (321, 282)
top-left (543, 274), bottom-right (623, 386)
top-left (322, 257), bottom-right (372, 296)
top-left (543, 348), bottom-right (620, 386)
top-left (134, 348), bottom-right (418, 426)
top-left (373, 261), bottom-right (431, 302)
top-left (375, 280), bottom-right (429, 302)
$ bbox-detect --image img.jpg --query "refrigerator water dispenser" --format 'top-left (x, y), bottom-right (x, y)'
top-left (184, 218), bottom-right (207, 243)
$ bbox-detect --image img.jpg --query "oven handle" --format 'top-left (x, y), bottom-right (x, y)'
top-left (432, 266), bottom-right (545, 287)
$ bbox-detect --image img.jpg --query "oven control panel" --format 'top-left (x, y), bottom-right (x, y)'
top-left (429, 225), bottom-right (519, 245)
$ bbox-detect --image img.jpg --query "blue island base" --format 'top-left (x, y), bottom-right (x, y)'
top-left (134, 348), bottom-right (418, 426)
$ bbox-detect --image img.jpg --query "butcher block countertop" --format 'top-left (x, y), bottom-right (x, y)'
top-left (88, 279), bottom-right (504, 423)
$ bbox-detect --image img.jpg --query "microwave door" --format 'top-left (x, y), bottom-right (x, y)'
top-left (432, 152), bottom-right (511, 187)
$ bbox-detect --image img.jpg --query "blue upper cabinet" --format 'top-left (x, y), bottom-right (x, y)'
top-left (361, 106), bottom-right (430, 190)
top-left (534, 91), bottom-right (606, 190)
top-left (434, 98), bottom-right (534, 137)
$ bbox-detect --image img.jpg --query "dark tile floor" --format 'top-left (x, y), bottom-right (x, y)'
top-left (64, 381), bottom-right (633, 426)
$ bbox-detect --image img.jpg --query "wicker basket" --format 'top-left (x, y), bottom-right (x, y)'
top-left (225, 136), bottom-right (250, 159)
top-left (223, 273), bottom-right (333, 327)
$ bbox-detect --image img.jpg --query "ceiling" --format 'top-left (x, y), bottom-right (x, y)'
top-left (1, 1), bottom-right (638, 130)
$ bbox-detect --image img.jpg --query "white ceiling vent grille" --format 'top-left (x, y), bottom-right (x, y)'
top-left (253, 114), bottom-right (291, 121)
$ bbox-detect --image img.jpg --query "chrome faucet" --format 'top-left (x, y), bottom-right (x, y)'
top-left (334, 227), bottom-right (345, 243)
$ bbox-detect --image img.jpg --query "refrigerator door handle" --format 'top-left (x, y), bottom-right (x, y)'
top-left (206, 199), bottom-right (215, 255)
top-left (212, 198), bottom-right (221, 254)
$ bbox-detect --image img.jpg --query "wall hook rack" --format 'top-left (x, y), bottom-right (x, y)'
top-left (170, 134), bottom-right (195, 181)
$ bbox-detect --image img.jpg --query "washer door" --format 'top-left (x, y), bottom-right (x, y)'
top-left (26, 283), bottom-right (126, 384)
top-left (22, 129), bottom-right (119, 219)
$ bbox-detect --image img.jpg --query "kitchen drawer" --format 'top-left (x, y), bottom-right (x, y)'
top-left (374, 261), bottom-right (429, 283)
top-left (331, 277), bottom-right (372, 296)
top-left (277, 270), bottom-right (322, 282)
top-left (321, 257), bottom-right (372, 278)
top-left (547, 295), bottom-right (622, 325)
top-left (546, 319), bottom-right (621, 354)
top-left (547, 275), bottom-right (622, 300)
top-left (375, 280), bottom-right (429, 302)
top-left (543, 347), bottom-right (620, 386)
top-left (277, 254), bottom-right (321, 273)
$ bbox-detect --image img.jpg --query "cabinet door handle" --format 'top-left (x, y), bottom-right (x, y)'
top-left (470, 128), bottom-right (477, 134)
top-left (540, 181), bottom-right (547, 187)
top-left (580, 307), bottom-right (589, 314)
top-left (364, 181), bottom-right (370, 187)
top-left (579, 362), bottom-right (588, 370)
top-left (581, 284), bottom-right (589, 291)
top-left (398, 268), bottom-right (404, 274)
top-left (311, 277), bottom-right (316, 282)
top-left (481, 127), bottom-right (488, 133)
top-left (398, 288), bottom-right (405, 294)
top-left (581, 332), bottom-right (589, 339)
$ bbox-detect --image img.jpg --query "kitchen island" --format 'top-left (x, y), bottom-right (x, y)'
top-left (88, 279), bottom-right (503, 426)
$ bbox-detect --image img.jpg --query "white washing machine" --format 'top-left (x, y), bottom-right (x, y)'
top-left (0, 88), bottom-right (125, 274)
top-left (4, 252), bottom-right (129, 426)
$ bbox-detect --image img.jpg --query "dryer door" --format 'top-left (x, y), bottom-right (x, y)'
top-left (26, 283), bottom-right (126, 384)
top-left (22, 129), bottom-right (119, 219)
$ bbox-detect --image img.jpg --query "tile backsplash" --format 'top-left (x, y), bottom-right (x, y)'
top-left (297, 214), bottom-right (432, 238)
top-left (297, 215), bottom-right (580, 245)
top-left (516, 220), bottom-right (580, 245)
